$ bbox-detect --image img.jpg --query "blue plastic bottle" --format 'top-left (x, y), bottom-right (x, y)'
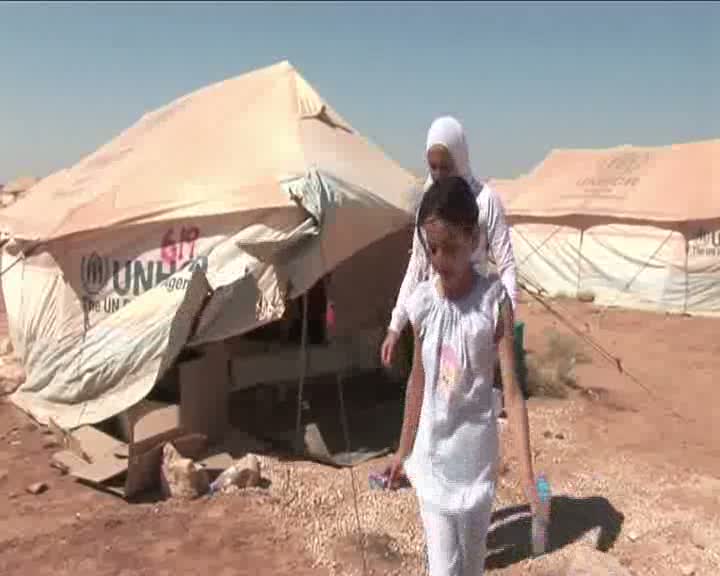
top-left (532, 474), bottom-right (552, 557)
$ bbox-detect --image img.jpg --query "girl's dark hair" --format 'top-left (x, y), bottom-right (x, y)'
top-left (416, 176), bottom-right (478, 247)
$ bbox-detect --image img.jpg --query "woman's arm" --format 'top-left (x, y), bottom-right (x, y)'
top-left (496, 294), bottom-right (538, 509)
top-left (485, 187), bottom-right (518, 309)
top-left (388, 227), bottom-right (429, 334)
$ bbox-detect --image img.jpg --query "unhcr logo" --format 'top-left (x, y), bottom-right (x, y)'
top-left (601, 152), bottom-right (651, 176)
top-left (577, 152), bottom-right (652, 191)
top-left (81, 252), bottom-right (110, 295)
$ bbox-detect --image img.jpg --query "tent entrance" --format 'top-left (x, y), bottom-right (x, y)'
top-left (148, 277), bottom-right (403, 468)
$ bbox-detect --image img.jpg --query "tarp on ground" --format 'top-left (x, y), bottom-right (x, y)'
top-left (0, 60), bottom-right (418, 429)
top-left (490, 140), bottom-right (720, 316)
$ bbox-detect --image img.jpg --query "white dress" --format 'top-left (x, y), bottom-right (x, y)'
top-left (403, 272), bottom-right (506, 576)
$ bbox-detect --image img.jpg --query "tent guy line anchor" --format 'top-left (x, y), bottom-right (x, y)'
top-left (518, 277), bottom-right (691, 424)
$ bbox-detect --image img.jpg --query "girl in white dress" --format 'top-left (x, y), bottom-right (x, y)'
top-left (384, 175), bottom-right (540, 576)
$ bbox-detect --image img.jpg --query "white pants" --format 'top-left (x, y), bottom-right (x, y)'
top-left (418, 497), bottom-right (494, 576)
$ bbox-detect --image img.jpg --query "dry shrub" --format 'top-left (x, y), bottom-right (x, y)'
top-left (525, 329), bottom-right (591, 399)
top-left (525, 355), bottom-right (570, 399)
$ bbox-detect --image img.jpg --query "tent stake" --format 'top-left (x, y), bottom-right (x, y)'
top-left (294, 292), bottom-right (309, 454)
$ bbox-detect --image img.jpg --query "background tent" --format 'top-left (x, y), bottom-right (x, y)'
top-left (0, 176), bottom-right (38, 208)
top-left (490, 139), bottom-right (720, 316)
top-left (0, 60), bottom-right (418, 429)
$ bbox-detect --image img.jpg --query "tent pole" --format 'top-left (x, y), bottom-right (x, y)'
top-left (575, 228), bottom-right (585, 297)
top-left (294, 292), bottom-right (309, 453)
top-left (684, 235), bottom-right (689, 315)
top-left (325, 278), bottom-right (352, 457)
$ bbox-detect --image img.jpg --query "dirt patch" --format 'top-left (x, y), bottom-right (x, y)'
top-left (0, 401), bottom-right (324, 576)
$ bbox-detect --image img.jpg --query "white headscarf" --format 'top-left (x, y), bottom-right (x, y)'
top-left (422, 116), bottom-right (482, 196)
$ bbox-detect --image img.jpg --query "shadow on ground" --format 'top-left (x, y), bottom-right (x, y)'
top-left (485, 495), bottom-right (625, 569)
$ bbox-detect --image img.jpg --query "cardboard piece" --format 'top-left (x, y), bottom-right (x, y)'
top-left (51, 425), bottom-right (131, 485)
top-left (71, 453), bottom-right (129, 485)
top-left (116, 400), bottom-right (174, 443)
top-left (51, 450), bottom-right (88, 474)
top-left (72, 425), bottom-right (127, 457)
top-left (50, 344), bottom-right (247, 499)
top-left (179, 343), bottom-right (229, 445)
top-left (131, 404), bottom-right (180, 443)
top-left (51, 405), bottom-right (186, 496)
top-left (48, 418), bottom-right (91, 463)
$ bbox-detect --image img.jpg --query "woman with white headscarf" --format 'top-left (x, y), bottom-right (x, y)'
top-left (380, 116), bottom-right (517, 367)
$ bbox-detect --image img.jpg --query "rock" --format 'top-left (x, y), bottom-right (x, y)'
top-left (0, 337), bottom-right (13, 356)
top-left (0, 361), bottom-right (26, 395)
top-left (680, 565), bottom-right (696, 576)
top-left (0, 469), bottom-right (8, 483)
top-left (628, 531), bottom-right (640, 542)
top-left (577, 291), bottom-right (596, 303)
top-left (50, 460), bottom-right (69, 475)
top-left (555, 433), bottom-right (566, 440)
top-left (580, 526), bottom-right (602, 549)
top-left (160, 442), bottom-right (209, 500)
top-left (690, 526), bottom-right (711, 550)
top-left (26, 482), bottom-right (48, 495)
top-left (563, 545), bottom-right (632, 576)
top-left (210, 454), bottom-right (262, 493)
top-left (543, 430), bottom-right (553, 439)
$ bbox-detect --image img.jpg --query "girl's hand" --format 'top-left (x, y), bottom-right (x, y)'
top-left (524, 481), bottom-right (545, 519)
top-left (384, 454), bottom-right (407, 490)
top-left (380, 330), bottom-right (400, 367)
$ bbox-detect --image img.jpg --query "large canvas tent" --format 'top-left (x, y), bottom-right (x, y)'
top-left (0, 60), bottom-right (418, 430)
top-left (491, 139), bottom-right (720, 316)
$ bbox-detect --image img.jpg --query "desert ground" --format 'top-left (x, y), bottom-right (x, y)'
top-left (1, 291), bottom-right (719, 576)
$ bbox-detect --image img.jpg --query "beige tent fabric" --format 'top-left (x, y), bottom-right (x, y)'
top-left (496, 140), bottom-right (719, 224)
top-left (491, 140), bottom-right (720, 316)
top-left (2, 176), bottom-right (38, 195)
top-left (0, 60), bottom-right (410, 243)
top-left (2, 61), bottom-right (418, 428)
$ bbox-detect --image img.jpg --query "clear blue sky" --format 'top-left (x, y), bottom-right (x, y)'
top-left (1, 2), bottom-right (717, 183)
